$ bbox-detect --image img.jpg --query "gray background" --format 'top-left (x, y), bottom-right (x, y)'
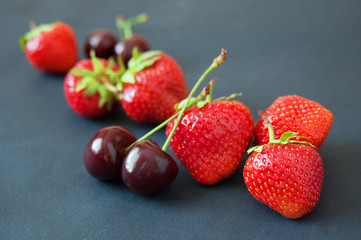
top-left (1, 0), bottom-right (361, 239)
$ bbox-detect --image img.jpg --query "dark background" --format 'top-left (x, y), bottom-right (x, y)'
top-left (1, 0), bottom-right (361, 239)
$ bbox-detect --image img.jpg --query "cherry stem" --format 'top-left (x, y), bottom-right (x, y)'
top-left (258, 110), bottom-right (275, 142)
top-left (116, 13), bottom-right (149, 39)
top-left (130, 113), bottom-right (179, 150)
top-left (161, 49), bottom-right (227, 151)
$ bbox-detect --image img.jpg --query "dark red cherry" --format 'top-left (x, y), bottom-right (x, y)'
top-left (84, 126), bottom-right (136, 180)
top-left (121, 139), bottom-right (178, 195)
top-left (114, 35), bottom-right (149, 65)
top-left (84, 29), bottom-right (118, 59)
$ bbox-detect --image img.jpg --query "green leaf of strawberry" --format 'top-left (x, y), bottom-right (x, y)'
top-left (64, 52), bottom-right (122, 117)
top-left (121, 48), bottom-right (162, 84)
top-left (70, 51), bottom-right (123, 110)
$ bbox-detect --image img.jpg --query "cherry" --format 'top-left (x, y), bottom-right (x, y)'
top-left (121, 139), bottom-right (178, 195)
top-left (84, 29), bottom-right (118, 59)
top-left (114, 35), bottom-right (149, 65)
top-left (84, 126), bottom-right (136, 180)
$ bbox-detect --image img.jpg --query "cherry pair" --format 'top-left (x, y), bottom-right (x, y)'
top-left (84, 13), bottom-right (149, 65)
top-left (84, 126), bottom-right (177, 195)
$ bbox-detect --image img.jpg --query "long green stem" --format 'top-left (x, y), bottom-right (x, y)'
top-left (161, 49), bottom-right (227, 151)
top-left (125, 97), bottom-right (199, 153)
top-left (124, 113), bottom-right (179, 152)
top-left (136, 114), bottom-right (178, 143)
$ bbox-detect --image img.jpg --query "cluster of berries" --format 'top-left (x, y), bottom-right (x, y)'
top-left (20, 14), bottom-right (187, 124)
top-left (20, 15), bottom-right (333, 220)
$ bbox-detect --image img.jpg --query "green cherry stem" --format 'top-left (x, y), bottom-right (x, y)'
top-left (161, 48), bottom-right (227, 151)
top-left (116, 13), bottom-right (149, 40)
top-left (133, 114), bottom-right (179, 146)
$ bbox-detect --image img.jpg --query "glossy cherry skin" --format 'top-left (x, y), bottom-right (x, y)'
top-left (122, 139), bottom-right (178, 195)
top-left (114, 35), bottom-right (149, 65)
top-left (84, 126), bottom-right (136, 180)
top-left (84, 29), bottom-right (118, 59)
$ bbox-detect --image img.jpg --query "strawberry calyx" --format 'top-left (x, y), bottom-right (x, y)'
top-left (120, 48), bottom-right (161, 84)
top-left (247, 110), bottom-right (317, 154)
top-left (19, 22), bottom-right (56, 50)
top-left (175, 79), bottom-right (243, 110)
top-left (175, 79), bottom-right (216, 110)
top-left (70, 51), bottom-right (123, 110)
top-left (116, 13), bottom-right (149, 40)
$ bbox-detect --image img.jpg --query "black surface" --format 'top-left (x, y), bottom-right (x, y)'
top-left (1, 0), bottom-right (361, 239)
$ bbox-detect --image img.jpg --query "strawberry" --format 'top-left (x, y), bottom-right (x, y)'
top-left (164, 49), bottom-right (254, 185)
top-left (244, 112), bottom-right (324, 219)
top-left (19, 21), bottom-right (78, 74)
top-left (255, 95), bottom-right (333, 150)
top-left (63, 52), bottom-right (121, 118)
top-left (166, 92), bottom-right (254, 185)
top-left (120, 50), bottom-right (188, 124)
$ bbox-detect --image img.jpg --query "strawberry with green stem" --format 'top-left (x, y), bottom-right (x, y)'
top-left (121, 49), bottom-right (228, 194)
top-left (165, 72), bottom-right (255, 185)
top-left (114, 13), bottom-right (150, 65)
top-left (63, 51), bottom-right (122, 118)
top-left (244, 111), bottom-right (324, 219)
top-left (19, 21), bottom-right (78, 74)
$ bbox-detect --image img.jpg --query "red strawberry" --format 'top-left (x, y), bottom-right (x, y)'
top-left (63, 53), bottom-right (120, 118)
top-left (120, 50), bottom-right (188, 124)
top-left (19, 21), bottom-right (78, 74)
top-left (166, 99), bottom-right (254, 185)
top-left (244, 112), bottom-right (324, 219)
top-left (255, 95), bottom-right (333, 150)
